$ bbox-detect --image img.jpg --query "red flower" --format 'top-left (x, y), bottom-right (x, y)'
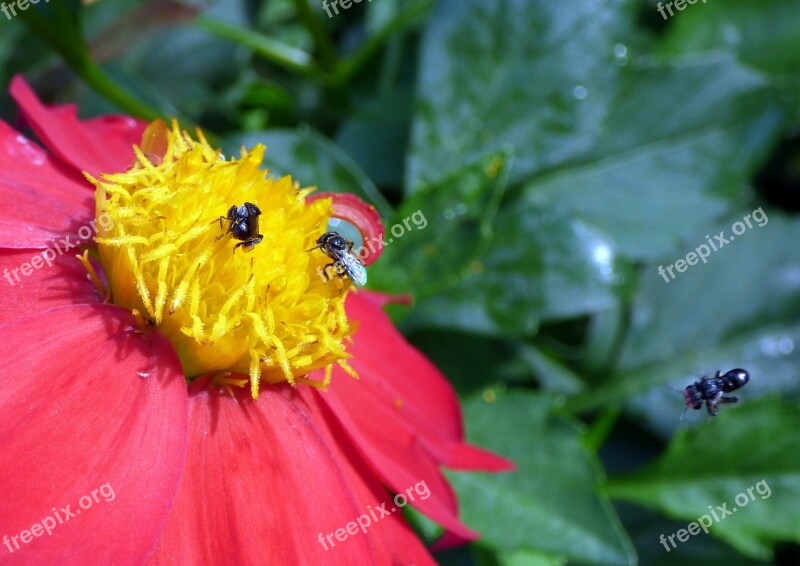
top-left (0, 76), bottom-right (513, 565)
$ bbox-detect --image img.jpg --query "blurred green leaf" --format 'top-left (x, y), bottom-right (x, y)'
top-left (614, 502), bottom-right (761, 566)
top-left (408, 330), bottom-right (525, 395)
top-left (605, 397), bottom-right (800, 560)
top-left (335, 87), bottom-right (412, 188)
top-left (451, 391), bottom-right (636, 565)
top-left (195, 14), bottom-right (315, 76)
top-left (500, 548), bottom-right (567, 566)
top-left (659, 0), bottom-right (800, 76)
top-left (17, 0), bottom-right (85, 65)
top-left (220, 126), bottom-right (393, 217)
top-left (517, 343), bottom-right (587, 395)
top-left (0, 19), bottom-right (24, 100)
top-left (17, 0), bottom-right (165, 119)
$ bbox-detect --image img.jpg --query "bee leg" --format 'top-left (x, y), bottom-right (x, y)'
top-left (334, 261), bottom-right (347, 277)
top-left (705, 393), bottom-right (722, 416)
top-left (719, 395), bottom-right (739, 405)
top-left (320, 263), bottom-right (336, 282)
top-left (216, 221), bottom-right (230, 241)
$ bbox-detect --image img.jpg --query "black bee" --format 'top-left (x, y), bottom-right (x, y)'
top-left (217, 202), bottom-right (263, 253)
top-left (308, 231), bottom-right (367, 286)
top-left (680, 368), bottom-right (750, 417)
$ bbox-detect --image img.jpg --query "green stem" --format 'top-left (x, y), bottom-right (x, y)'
top-left (291, 0), bottom-right (337, 70)
top-left (77, 63), bottom-right (163, 121)
top-left (195, 15), bottom-right (318, 78)
top-left (18, 5), bottom-right (164, 120)
top-left (582, 407), bottom-right (621, 454)
top-left (333, 0), bottom-right (434, 85)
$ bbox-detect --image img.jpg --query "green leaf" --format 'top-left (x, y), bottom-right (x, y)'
top-left (407, 330), bottom-right (523, 395)
top-left (522, 54), bottom-right (786, 260)
top-left (407, 0), bottom-right (634, 191)
top-left (605, 397), bottom-right (800, 560)
top-left (517, 344), bottom-right (587, 395)
top-left (566, 215), bottom-right (800, 435)
top-left (409, 0), bottom-right (794, 262)
top-left (470, 205), bottom-right (619, 332)
top-left (220, 127), bottom-right (393, 218)
top-left (380, 198), bottom-right (622, 337)
top-left (368, 156), bottom-right (507, 298)
top-left (618, 210), bottom-right (800, 369)
top-left (615, 502), bottom-right (757, 566)
top-left (500, 548), bottom-right (567, 566)
top-left (451, 391), bottom-right (636, 566)
top-left (659, 0), bottom-right (800, 76)
top-left (335, 88), bottom-right (413, 189)
top-left (17, 0), bottom-right (85, 66)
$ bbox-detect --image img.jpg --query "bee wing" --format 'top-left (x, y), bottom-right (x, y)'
top-left (340, 252), bottom-right (367, 286)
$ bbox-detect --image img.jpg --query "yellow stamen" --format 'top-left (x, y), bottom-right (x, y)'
top-left (89, 119), bottom-right (358, 397)
top-left (76, 250), bottom-right (108, 301)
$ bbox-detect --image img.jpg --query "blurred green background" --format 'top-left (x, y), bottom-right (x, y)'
top-left (2, 0), bottom-right (800, 564)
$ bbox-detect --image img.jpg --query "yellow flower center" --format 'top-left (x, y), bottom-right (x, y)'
top-left (86, 120), bottom-right (356, 398)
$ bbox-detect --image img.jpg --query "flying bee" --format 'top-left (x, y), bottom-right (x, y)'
top-left (308, 231), bottom-right (367, 286)
top-left (217, 202), bottom-right (263, 253)
top-left (671, 368), bottom-right (750, 417)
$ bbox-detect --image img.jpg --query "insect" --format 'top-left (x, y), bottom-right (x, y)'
top-left (676, 368), bottom-right (750, 417)
top-left (217, 202), bottom-right (263, 253)
top-left (308, 231), bottom-right (367, 286)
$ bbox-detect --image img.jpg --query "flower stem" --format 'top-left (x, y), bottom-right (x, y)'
top-left (18, 4), bottom-right (164, 120)
top-left (194, 15), bottom-right (318, 78)
top-left (333, 0), bottom-right (434, 85)
top-left (76, 63), bottom-right (163, 121)
top-left (291, 0), bottom-right (337, 70)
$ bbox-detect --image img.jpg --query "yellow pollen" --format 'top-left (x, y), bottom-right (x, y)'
top-left (89, 120), bottom-right (357, 398)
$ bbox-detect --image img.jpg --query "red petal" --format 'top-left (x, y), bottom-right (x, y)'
top-left (315, 293), bottom-right (513, 541)
top-left (147, 381), bottom-right (378, 566)
top-left (321, 377), bottom-right (479, 542)
top-left (355, 289), bottom-right (413, 309)
top-left (446, 443), bottom-right (515, 472)
top-left (341, 292), bottom-right (466, 445)
top-left (0, 249), bottom-right (101, 325)
top-left (0, 304), bottom-right (189, 564)
top-left (0, 121), bottom-right (95, 248)
top-left (308, 192), bottom-right (385, 266)
top-left (341, 292), bottom-right (513, 471)
top-left (10, 75), bottom-right (146, 176)
top-left (296, 387), bottom-right (437, 565)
